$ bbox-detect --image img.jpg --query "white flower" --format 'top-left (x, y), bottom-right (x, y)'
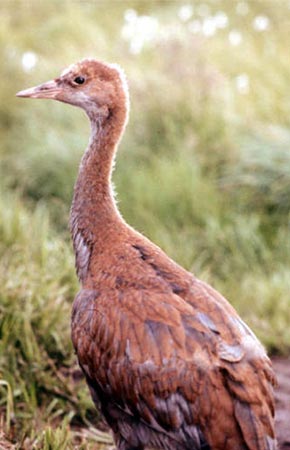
top-left (228, 30), bottom-right (242, 46)
top-left (214, 11), bottom-right (229, 29)
top-left (22, 51), bottom-right (37, 72)
top-left (253, 15), bottom-right (270, 31)
top-left (235, 74), bottom-right (250, 94)
top-left (121, 14), bottom-right (159, 54)
top-left (202, 17), bottom-right (217, 37)
top-left (124, 9), bottom-right (137, 23)
top-left (178, 4), bottom-right (193, 22)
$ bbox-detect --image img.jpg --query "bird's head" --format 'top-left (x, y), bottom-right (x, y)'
top-left (17, 58), bottom-right (129, 121)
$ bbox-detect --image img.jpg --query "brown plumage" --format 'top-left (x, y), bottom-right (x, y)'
top-left (17, 59), bottom-right (277, 450)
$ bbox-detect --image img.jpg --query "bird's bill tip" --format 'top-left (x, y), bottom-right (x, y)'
top-left (16, 87), bottom-right (37, 98)
top-left (16, 80), bottom-right (60, 99)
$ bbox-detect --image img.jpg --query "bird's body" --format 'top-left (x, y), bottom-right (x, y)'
top-left (17, 59), bottom-right (276, 450)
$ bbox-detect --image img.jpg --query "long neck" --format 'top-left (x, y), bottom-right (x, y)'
top-left (70, 105), bottom-right (127, 280)
top-left (75, 117), bottom-right (119, 209)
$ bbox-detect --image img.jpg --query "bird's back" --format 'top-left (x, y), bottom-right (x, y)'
top-left (72, 227), bottom-right (276, 450)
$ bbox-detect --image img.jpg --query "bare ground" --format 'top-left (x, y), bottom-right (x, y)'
top-left (272, 357), bottom-right (290, 449)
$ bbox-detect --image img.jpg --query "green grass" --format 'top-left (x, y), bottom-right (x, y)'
top-left (1, 0), bottom-right (290, 447)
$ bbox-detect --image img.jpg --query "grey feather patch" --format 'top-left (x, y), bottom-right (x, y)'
top-left (196, 312), bottom-right (220, 334)
top-left (218, 342), bottom-right (245, 362)
top-left (265, 435), bottom-right (277, 450)
top-left (73, 230), bottom-right (91, 281)
top-left (231, 316), bottom-right (260, 342)
top-left (125, 339), bottom-right (131, 359)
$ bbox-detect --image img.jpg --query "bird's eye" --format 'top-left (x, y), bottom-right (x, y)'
top-left (74, 76), bottom-right (85, 85)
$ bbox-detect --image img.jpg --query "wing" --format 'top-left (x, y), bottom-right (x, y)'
top-left (71, 282), bottom-right (276, 450)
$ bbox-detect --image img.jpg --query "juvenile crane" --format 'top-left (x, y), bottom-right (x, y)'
top-left (17, 59), bottom-right (276, 450)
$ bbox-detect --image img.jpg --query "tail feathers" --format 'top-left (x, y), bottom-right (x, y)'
top-left (234, 401), bottom-right (277, 450)
top-left (265, 435), bottom-right (277, 450)
top-left (221, 359), bottom-right (276, 450)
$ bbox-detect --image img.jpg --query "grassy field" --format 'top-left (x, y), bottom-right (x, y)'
top-left (1, 1), bottom-right (290, 448)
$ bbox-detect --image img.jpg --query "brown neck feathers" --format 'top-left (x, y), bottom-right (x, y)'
top-left (70, 98), bottom-right (128, 280)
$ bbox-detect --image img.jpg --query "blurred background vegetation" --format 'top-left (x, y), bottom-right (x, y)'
top-left (1, 0), bottom-right (290, 448)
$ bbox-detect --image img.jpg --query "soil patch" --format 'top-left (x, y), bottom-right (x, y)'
top-left (272, 357), bottom-right (290, 449)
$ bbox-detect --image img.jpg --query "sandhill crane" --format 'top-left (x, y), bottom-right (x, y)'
top-left (17, 59), bottom-right (276, 450)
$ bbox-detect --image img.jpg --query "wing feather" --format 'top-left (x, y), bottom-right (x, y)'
top-left (72, 281), bottom-right (276, 450)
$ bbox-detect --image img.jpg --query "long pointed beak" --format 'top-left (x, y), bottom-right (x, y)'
top-left (16, 79), bottom-right (61, 99)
